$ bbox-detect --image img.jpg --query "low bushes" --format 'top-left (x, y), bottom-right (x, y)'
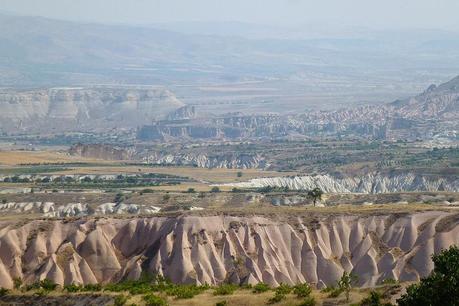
top-left (63, 283), bottom-right (102, 292)
top-left (267, 282), bottom-right (314, 305)
top-left (275, 283), bottom-right (292, 295)
top-left (253, 282), bottom-right (271, 293)
top-left (267, 291), bottom-right (287, 304)
top-left (165, 284), bottom-right (209, 299)
top-left (64, 283), bottom-right (81, 292)
top-left (213, 284), bottom-right (238, 296)
top-left (15, 276), bottom-right (322, 306)
top-left (293, 283), bottom-right (312, 298)
top-left (114, 294), bottom-right (128, 306)
top-left (298, 296), bottom-right (316, 306)
top-left (0, 288), bottom-right (9, 297)
top-left (143, 293), bottom-right (168, 306)
top-left (25, 279), bottom-right (58, 292)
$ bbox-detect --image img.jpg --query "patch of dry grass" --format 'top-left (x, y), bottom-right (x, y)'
top-left (0, 150), bottom-right (98, 166)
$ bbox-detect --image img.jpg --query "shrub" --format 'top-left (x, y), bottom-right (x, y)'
top-left (114, 192), bottom-right (125, 204)
top-left (186, 188), bottom-right (196, 193)
top-left (381, 278), bottom-right (398, 285)
top-left (397, 246), bottom-right (459, 306)
top-left (293, 283), bottom-right (312, 298)
top-left (64, 283), bottom-right (81, 292)
top-left (143, 293), bottom-right (168, 306)
top-left (82, 283), bottom-right (102, 291)
top-left (268, 292), bottom-right (286, 304)
top-left (25, 282), bottom-right (41, 291)
top-left (34, 288), bottom-right (48, 296)
top-left (320, 286), bottom-right (335, 293)
top-left (358, 291), bottom-right (383, 306)
top-left (328, 288), bottom-right (343, 298)
top-left (240, 284), bottom-right (252, 290)
top-left (171, 288), bottom-right (195, 299)
top-left (128, 283), bottom-right (153, 295)
top-left (298, 296), bottom-right (316, 306)
top-left (253, 282), bottom-right (270, 293)
top-left (214, 284), bottom-right (238, 296)
top-left (13, 277), bottom-right (23, 289)
top-left (114, 294), bottom-right (129, 306)
top-left (0, 288), bottom-right (9, 297)
top-left (216, 301), bottom-right (228, 306)
top-left (104, 278), bottom-right (157, 294)
top-left (164, 284), bottom-right (206, 299)
top-left (237, 172), bottom-right (243, 178)
top-left (275, 283), bottom-right (292, 295)
top-left (210, 187), bottom-right (221, 193)
top-left (40, 279), bottom-right (58, 291)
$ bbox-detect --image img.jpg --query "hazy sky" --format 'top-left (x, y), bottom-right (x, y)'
top-left (1, 0), bottom-right (459, 30)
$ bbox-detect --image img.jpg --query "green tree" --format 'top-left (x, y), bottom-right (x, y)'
top-left (114, 192), bottom-right (125, 204)
top-left (210, 186), bottom-right (221, 193)
top-left (307, 187), bottom-right (324, 207)
top-left (397, 245), bottom-right (459, 306)
top-left (337, 271), bottom-right (357, 302)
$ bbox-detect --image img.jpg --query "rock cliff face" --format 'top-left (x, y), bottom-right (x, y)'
top-left (138, 76), bottom-right (459, 141)
top-left (166, 105), bottom-right (197, 121)
top-left (0, 212), bottom-right (457, 288)
top-left (0, 87), bottom-right (183, 132)
top-left (224, 172), bottom-right (459, 193)
top-left (1, 76), bottom-right (458, 140)
top-left (141, 152), bottom-right (268, 169)
top-left (69, 144), bottom-right (268, 169)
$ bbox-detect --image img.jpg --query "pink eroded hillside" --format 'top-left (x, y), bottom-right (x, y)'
top-left (0, 212), bottom-right (458, 289)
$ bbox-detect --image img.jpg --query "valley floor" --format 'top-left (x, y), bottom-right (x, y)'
top-left (0, 283), bottom-right (402, 306)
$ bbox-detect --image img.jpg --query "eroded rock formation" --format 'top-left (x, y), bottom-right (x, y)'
top-left (0, 87), bottom-right (183, 132)
top-left (223, 172), bottom-right (459, 193)
top-left (138, 76), bottom-right (459, 142)
top-left (0, 212), bottom-right (457, 288)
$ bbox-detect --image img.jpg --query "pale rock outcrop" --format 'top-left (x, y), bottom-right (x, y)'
top-left (223, 172), bottom-right (459, 193)
top-left (0, 202), bottom-right (161, 217)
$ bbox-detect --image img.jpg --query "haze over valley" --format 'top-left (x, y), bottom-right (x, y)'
top-left (0, 1), bottom-right (458, 306)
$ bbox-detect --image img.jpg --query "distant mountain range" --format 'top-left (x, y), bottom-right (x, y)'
top-left (1, 12), bottom-right (459, 90)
